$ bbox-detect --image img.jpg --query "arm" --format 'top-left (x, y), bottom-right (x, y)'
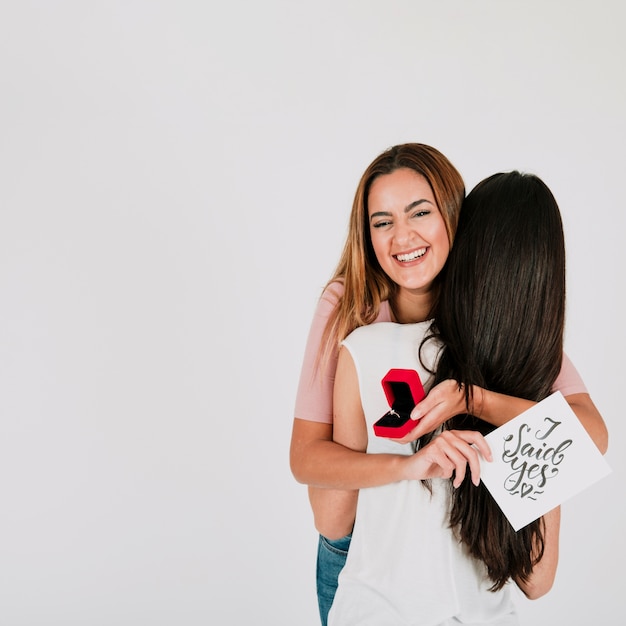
top-left (405, 377), bottom-right (608, 454)
top-left (290, 420), bottom-right (412, 490)
top-left (477, 390), bottom-right (607, 453)
top-left (292, 345), bottom-right (404, 538)
top-left (515, 506), bottom-right (561, 599)
top-left (290, 286), bottom-right (414, 491)
top-left (304, 347), bottom-right (492, 539)
top-left (307, 487), bottom-right (358, 541)
top-left (306, 345), bottom-right (367, 539)
top-left (563, 393), bottom-right (608, 454)
top-left (290, 349), bottom-right (493, 491)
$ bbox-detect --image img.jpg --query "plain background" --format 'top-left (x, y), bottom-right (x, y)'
top-left (0, 1), bottom-right (624, 625)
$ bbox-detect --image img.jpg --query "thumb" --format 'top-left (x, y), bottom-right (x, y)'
top-left (410, 396), bottom-right (430, 421)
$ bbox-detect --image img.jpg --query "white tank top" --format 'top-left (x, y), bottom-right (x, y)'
top-left (328, 322), bottom-right (519, 626)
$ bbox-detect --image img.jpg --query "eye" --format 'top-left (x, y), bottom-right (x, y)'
top-left (372, 219), bottom-right (392, 229)
top-left (411, 209), bottom-right (430, 219)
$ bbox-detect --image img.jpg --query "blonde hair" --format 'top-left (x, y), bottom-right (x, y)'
top-left (319, 143), bottom-right (465, 366)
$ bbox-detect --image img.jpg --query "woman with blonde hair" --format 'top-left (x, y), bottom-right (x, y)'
top-left (289, 145), bottom-right (607, 625)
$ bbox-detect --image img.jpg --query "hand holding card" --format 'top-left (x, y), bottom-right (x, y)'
top-left (478, 391), bottom-right (611, 531)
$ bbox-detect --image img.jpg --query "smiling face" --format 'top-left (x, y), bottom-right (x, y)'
top-left (368, 167), bottom-right (450, 301)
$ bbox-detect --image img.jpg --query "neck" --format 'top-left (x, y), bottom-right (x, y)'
top-left (391, 289), bottom-right (433, 324)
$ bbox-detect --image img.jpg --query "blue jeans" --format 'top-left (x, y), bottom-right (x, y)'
top-left (316, 533), bottom-right (351, 626)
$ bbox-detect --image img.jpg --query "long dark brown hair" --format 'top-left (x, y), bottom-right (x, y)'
top-left (427, 171), bottom-right (566, 590)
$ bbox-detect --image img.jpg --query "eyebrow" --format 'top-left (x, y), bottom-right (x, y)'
top-left (369, 198), bottom-right (433, 221)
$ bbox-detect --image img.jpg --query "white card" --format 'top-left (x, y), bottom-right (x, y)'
top-left (479, 391), bottom-right (611, 531)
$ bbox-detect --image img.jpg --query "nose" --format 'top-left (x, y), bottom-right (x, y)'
top-left (394, 219), bottom-right (420, 247)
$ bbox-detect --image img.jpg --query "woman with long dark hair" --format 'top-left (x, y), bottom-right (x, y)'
top-left (325, 171), bottom-right (585, 624)
top-left (431, 171), bottom-right (566, 595)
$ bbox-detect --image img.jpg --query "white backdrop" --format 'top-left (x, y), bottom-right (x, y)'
top-left (1, 2), bottom-right (624, 625)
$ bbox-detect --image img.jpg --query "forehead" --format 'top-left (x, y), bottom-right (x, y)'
top-left (368, 168), bottom-right (435, 212)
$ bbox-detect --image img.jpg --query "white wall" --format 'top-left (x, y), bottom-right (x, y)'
top-left (0, 1), bottom-right (623, 624)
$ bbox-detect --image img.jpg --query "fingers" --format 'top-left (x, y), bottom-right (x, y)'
top-left (389, 421), bottom-right (426, 445)
top-left (439, 431), bottom-right (473, 487)
top-left (418, 430), bottom-right (492, 487)
top-left (404, 379), bottom-right (466, 442)
top-left (391, 398), bottom-right (451, 444)
top-left (453, 430), bottom-right (493, 463)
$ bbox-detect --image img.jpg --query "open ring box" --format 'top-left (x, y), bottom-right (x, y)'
top-left (373, 368), bottom-right (425, 438)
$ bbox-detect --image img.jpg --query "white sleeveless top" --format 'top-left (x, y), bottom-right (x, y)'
top-left (327, 322), bottom-right (519, 626)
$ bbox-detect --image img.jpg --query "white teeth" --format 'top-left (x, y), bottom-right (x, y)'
top-left (396, 248), bottom-right (426, 262)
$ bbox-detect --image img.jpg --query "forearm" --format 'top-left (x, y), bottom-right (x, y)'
top-left (515, 506), bottom-right (561, 599)
top-left (471, 386), bottom-right (533, 427)
top-left (474, 388), bottom-right (608, 453)
top-left (305, 429), bottom-right (493, 537)
top-left (293, 434), bottom-right (409, 489)
top-left (564, 393), bottom-right (608, 454)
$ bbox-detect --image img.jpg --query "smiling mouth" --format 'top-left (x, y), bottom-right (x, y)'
top-left (395, 248), bottom-right (427, 262)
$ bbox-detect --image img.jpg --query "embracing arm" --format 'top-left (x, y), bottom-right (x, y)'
top-left (475, 390), bottom-right (607, 453)
top-left (290, 420), bottom-right (410, 489)
top-left (406, 358), bottom-right (608, 454)
top-left (305, 347), bottom-right (368, 539)
top-left (291, 345), bottom-right (398, 538)
top-left (298, 347), bottom-right (492, 539)
top-left (515, 506), bottom-right (561, 599)
top-left (561, 393), bottom-right (607, 454)
top-left (289, 285), bottom-right (411, 490)
top-left (290, 349), bottom-right (492, 491)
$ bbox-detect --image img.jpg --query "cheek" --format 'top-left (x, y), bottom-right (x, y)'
top-left (431, 222), bottom-right (451, 259)
top-left (438, 236), bottom-right (451, 261)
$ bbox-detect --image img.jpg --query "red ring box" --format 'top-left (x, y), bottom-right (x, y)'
top-left (373, 368), bottom-right (425, 438)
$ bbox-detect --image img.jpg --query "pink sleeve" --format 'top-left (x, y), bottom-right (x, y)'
top-left (293, 283), bottom-right (344, 424)
top-left (552, 352), bottom-right (588, 396)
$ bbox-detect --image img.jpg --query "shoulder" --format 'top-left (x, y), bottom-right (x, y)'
top-left (344, 321), bottom-right (397, 345)
top-left (320, 280), bottom-right (344, 303)
top-left (306, 281), bottom-right (345, 327)
top-left (553, 351), bottom-right (588, 395)
top-left (316, 281), bottom-right (393, 328)
top-left (344, 321), bottom-right (432, 350)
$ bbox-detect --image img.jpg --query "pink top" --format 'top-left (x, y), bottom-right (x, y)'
top-left (294, 283), bottom-right (588, 424)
